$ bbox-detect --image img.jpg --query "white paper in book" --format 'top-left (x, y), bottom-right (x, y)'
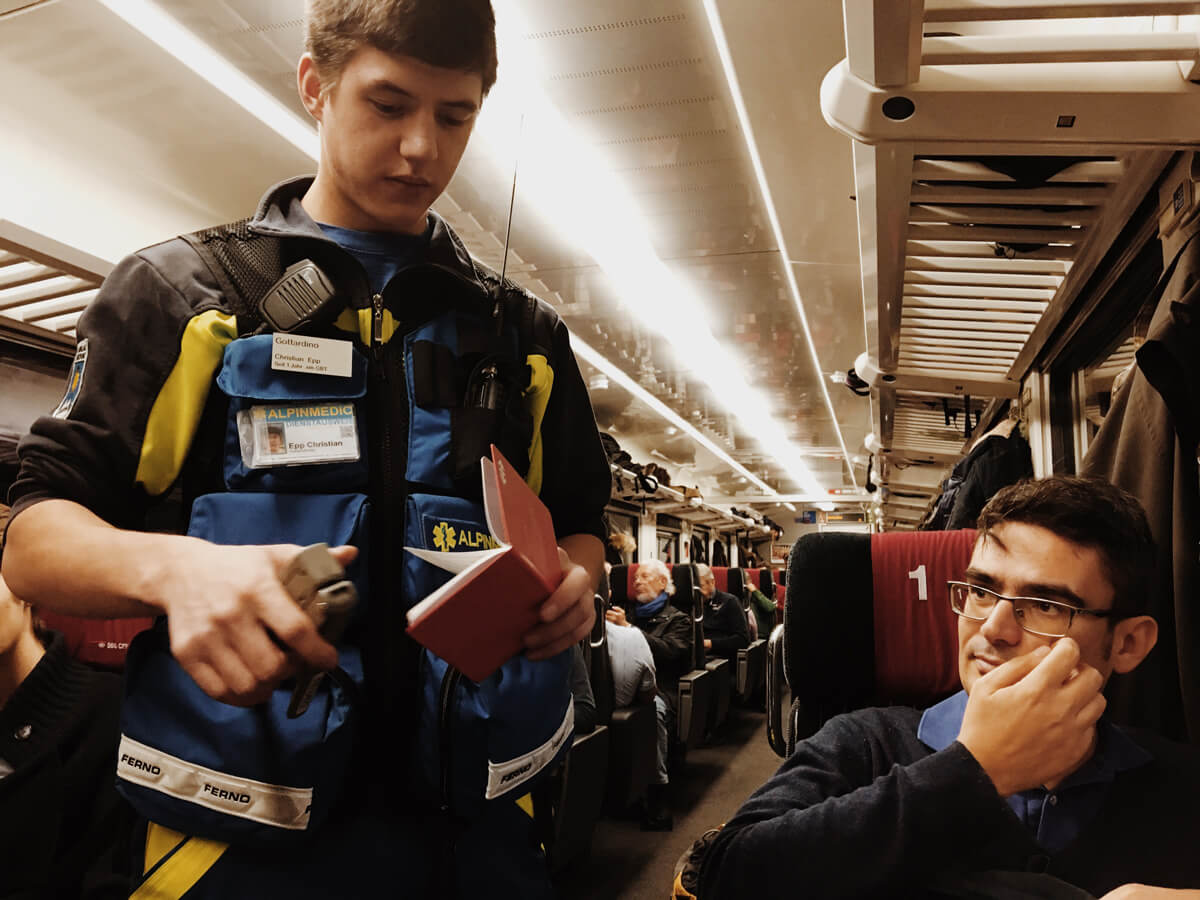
top-left (403, 457), bottom-right (510, 623)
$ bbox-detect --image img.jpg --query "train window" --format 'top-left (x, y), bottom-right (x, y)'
top-left (1039, 214), bottom-right (1163, 476)
top-left (604, 510), bottom-right (637, 565)
top-left (1081, 335), bottom-right (1139, 443)
top-left (656, 530), bottom-right (678, 564)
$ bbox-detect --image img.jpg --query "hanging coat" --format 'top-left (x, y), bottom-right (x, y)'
top-left (945, 431), bottom-right (1034, 531)
top-left (1082, 234), bottom-right (1200, 745)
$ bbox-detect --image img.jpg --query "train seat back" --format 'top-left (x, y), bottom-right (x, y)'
top-left (730, 567), bottom-right (760, 640)
top-left (590, 591), bottom-right (656, 813)
top-left (543, 601), bottom-right (610, 873)
top-left (588, 593), bottom-right (615, 726)
top-left (766, 529), bottom-right (977, 757)
top-left (678, 563), bottom-right (732, 734)
top-left (38, 612), bottom-right (154, 672)
top-left (727, 568), bottom-right (767, 703)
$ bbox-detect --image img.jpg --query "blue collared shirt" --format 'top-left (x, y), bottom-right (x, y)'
top-left (918, 690), bottom-right (1152, 853)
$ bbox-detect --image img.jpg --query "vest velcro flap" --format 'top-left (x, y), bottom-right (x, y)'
top-left (216, 333), bottom-right (369, 492)
top-left (187, 492), bottom-right (371, 612)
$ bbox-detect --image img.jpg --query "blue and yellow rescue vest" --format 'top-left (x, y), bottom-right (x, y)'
top-left (116, 221), bottom-right (572, 899)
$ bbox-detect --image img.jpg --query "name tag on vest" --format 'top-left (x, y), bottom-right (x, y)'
top-left (271, 334), bottom-right (353, 378)
top-left (237, 403), bottom-right (360, 467)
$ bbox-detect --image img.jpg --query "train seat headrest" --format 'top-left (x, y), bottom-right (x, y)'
top-left (709, 566), bottom-right (730, 594)
top-left (784, 529), bottom-right (977, 714)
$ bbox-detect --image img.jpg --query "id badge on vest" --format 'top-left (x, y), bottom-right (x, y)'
top-left (237, 403), bottom-right (360, 469)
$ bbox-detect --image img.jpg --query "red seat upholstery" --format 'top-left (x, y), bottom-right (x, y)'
top-left (709, 566), bottom-right (730, 594)
top-left (39, 612), bottom-right (154, 672)
top-left (767, 529), bottom-right (978, 755)
top-left (870, 530), bottom-right (976, 700)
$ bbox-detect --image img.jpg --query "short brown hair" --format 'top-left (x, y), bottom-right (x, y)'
top-left (305, 0), bottom-right (498, 97)
top-left (976, 476), bottom-right (1155, 616)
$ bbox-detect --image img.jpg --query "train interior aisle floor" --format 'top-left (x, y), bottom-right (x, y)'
top-left (554, 706), bottom-right (781, 900)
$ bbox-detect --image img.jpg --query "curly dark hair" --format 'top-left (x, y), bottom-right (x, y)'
top-left (976, 475), bottom-right (1155, 617)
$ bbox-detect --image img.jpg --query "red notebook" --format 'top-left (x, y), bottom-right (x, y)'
top-left (405, 445), bottom-right (563, 682)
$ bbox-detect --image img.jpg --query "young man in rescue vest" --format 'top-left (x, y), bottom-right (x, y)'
top-left (699, 476), bottom-right (1200, 899)
top-left (2, 1), bottom-right (610, 896)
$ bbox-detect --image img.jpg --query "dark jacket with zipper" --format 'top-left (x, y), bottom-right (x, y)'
top-left (634, 604), bottom-right (693, 709)
top-left (700, 706), bottom-right (1200, 899)
top-left (6, 176), bottom-right (613, 894)
top-left (0, 633), bottom-right (136, 900)
top-left (703, 589), bottom-right (750, 660)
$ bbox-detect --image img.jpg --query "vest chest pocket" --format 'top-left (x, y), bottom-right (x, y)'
top-left (216, 334), bottom-right (369, 493)
top-left (406, 322), bottom-right (533, 501)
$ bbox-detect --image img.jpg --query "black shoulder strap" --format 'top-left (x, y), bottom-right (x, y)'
top-left (180, 219), bottom-right (285, 336)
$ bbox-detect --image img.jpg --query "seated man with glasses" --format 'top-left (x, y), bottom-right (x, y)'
top-left (699, 476), bottom-right (1200, 899)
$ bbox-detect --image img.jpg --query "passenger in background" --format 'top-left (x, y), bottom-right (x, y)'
top-left (569, 643), bottom-right (597, 735)
top-left (600, 560), bottom-right (657, 708)
top-left (606, 620), bottom-right (657, 710)
top-left (695, 564), bottom-right (749, 661)
top-left (746, 583), bottom-right (777, 643)
top-left (606, 559), bottom-right (691, 831)
top-left (0, 504), bottom-right (134, 899)
top-left (700, 477), bottom-right (1200, 899)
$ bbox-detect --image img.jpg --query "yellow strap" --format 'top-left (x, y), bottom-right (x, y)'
top-left (332, 306), bottom-right (398, 345)
top-left (132, 823), bottom-right (228, 900)
top-left (514, 792), bottom-right (547, 854)
top-left (134, 311), bottom-right (238, 496)
top-left (515, 792), bottom-right (535, 819)
top-left (523, 354), bottom-right (554, 496)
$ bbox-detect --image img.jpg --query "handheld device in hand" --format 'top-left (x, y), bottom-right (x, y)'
top-left (282, 543), bottom-right (357, 718)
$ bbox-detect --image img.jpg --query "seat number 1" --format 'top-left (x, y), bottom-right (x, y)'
top-left (908, 565), bottom-right (928, 602)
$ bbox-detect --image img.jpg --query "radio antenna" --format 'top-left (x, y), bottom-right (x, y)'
top-left (492, 114), bottom-right (524, 333)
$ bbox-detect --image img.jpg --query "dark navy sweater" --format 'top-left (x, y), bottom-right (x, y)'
top-left (699, 706), bottom-right (1200, 898)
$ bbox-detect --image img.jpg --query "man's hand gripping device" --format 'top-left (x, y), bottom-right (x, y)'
top-left (281, 544), bottom-right (357, 718)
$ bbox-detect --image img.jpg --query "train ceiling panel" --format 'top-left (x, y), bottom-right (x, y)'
top-left (823, 0), bottom-right (1197, 527)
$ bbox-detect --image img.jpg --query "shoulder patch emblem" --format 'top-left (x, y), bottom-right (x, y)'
top-left (52, 339), bottom-right (88, 420)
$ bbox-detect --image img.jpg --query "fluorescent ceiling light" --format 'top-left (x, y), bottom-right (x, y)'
top-left (94, 0), bottom-right (825, 496)
top-left (477, 5), bottom-right (825, 496)
top-left (574, 336), bottom-right (777, 496)
top-left (698, 0), bottom-right (857, 490)
top-left (93, 0), bottom-right (319, 160)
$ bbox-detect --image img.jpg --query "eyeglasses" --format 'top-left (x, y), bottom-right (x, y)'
top-left (947, 581), bottom-right (1116, 638)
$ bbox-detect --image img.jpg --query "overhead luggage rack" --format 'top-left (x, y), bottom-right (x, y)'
top-left (0, 220), bottom-right (110, 346)
top-left (610, 463), bottom-right (761, 532)
top-left (823, 0), bottom-right (1198, 527)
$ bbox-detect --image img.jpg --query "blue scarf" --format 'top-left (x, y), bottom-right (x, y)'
top-left (635, 591), bottom-right (669, 620)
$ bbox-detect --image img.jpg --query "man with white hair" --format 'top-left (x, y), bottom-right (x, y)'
top-left (606, 558), bottom-right (692, 830)
top-left (695, 563), bottom-right (750, 660)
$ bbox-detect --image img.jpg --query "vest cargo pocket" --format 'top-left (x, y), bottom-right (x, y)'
top-left (116, 491), bottom-right (370, 848)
